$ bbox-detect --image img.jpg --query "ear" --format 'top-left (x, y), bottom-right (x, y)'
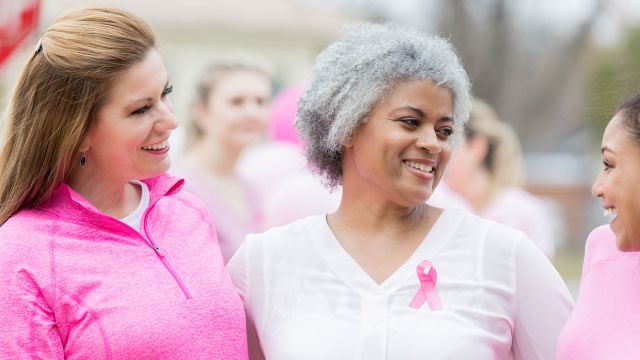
top-left (467, 136), bottom-right (488, 164)
top-left (193, 103), bottom-right (210, 135)
top-left (342, 135), bottom-right (354, 148)
top-left (78, 135), bottom-right (91, 153)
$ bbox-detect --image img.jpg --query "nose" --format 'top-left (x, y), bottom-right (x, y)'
top-left (416, 127), bottom-right (442, 154)
top-left (591, 172), bottom-right (603, 199)
top-left (244, 99), bottom-right (268, 120)
top-left (155, 98), bottom-right (179, 132)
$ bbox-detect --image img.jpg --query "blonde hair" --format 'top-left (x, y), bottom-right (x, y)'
top-left (0, 7), bottom-right (155, 225)
top-left (467, 99), bottom-right (525, 199)
top-left (186, 55), bottom-right (272, 146)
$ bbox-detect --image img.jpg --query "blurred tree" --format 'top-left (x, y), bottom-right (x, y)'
top-left (436, 0), bottom-right (606, 152)
top-left (586, 25), bottom-right (640, 140)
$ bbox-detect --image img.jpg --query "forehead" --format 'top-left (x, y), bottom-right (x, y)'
top-left (212, 70), bottom-right (271, 93)
top-left (603, 113), bottom-right (640, 152)
top-left (105, 49), bottom-right (167, 103)
top-left (380, 79), bottom-right (453, 112)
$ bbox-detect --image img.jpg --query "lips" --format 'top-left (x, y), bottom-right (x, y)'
top-left (403, 160), bottom-right (434, 174)
top-left (141, 139), bottom-right (169, 152)
top-left (604, 207), bottom-right (617, 218)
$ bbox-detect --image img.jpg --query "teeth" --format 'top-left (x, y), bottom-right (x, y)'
top-left (404, 161), bottom-right (434, 173)
top-left (141, 140), bottom-right (168, 151)
top-left (604, 208), bottom-right (617, 218)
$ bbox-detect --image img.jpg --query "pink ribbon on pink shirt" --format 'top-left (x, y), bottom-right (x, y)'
top-left (409, 260), bottom-right (443, 310)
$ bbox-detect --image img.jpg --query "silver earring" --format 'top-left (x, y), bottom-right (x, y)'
top-left (79, 152), bottom-right (87, 167)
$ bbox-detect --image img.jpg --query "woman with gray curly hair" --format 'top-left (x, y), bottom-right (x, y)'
top-left (227, 22), bottom-right (573, 360)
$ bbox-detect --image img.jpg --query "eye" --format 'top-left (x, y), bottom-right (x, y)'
top-left (131, 105), bottom-right (151, 116)
top-left (399, 118), bottom-right (419, 127)
top-left (161, 85), bottom-right (173, 98)
top-left (437, 127), bottom-right (454, 138)
top-left (603, 160), bottom-right (612, 171)
top-left (230, 97), bottom-right (245, 106)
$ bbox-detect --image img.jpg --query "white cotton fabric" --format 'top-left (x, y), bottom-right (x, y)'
top-left (119, 180), bottom-right (149, 233)
top-left (227, 208), bottom-right (573, 360)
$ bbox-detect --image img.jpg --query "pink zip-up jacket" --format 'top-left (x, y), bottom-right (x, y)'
top-left (0, 174), bottom-right (248, 359)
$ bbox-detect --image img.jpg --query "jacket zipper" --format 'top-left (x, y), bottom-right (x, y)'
top-left (141, 208), bottom-right (193, 299)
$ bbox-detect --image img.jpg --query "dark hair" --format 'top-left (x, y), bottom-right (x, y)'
top-left (616, 93), bottom-right (640, 144)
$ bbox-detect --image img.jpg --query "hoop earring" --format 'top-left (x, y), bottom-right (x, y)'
top-left (79, 152), bottom-right (87, 167)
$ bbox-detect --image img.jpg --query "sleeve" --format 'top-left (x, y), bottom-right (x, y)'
top-left (226, 234), bottom-right (256, 304)
top-left (226, 235), bottom-right (266, 360)
top-left (0, 235), bottom-right (64, 359)
top-left (176, 190), bottom-right (220, 246)
top-left (512, 233), bottom-right (574, 360)
top-left (520, 200), bottom-right (556, 259)
top-left (580, 225), bottom-right (613, 281)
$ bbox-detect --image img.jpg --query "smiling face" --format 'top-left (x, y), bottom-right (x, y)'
top-left (592, 112), bottom-right (640, 251)
top-left (197, 70), bottom-right (271, 150)
top-left (79, 49), bottom-right (178, 183)
top-left (342, 79), bottom-right (454, 207)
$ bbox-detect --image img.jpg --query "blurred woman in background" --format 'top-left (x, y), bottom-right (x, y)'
top-left (237, 84), bottom-right (341, 230)
top-left (557, 93), bottom-right (640, 360)
top-left (177, 57), bottom-right (272, 261)
top-left (430, 99), bottom-right (557, 258)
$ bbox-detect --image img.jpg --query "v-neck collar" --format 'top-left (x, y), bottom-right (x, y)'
top-left (310, 208), bottom-right (464, 297)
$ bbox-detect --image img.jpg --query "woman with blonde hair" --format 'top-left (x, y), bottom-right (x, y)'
top-left (432, 99), bottom-right (557, 258)
top-left (0, 7), bottom-right (247, 358)
top-left (175, 57), bottom-right (272, 261)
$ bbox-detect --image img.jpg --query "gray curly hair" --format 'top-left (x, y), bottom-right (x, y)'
top-left (296, 22), bottom-right (472, 189)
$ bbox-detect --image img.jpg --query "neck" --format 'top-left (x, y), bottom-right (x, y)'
top-left (331, 175), bottom-right (432, 235)
top-left (68, 167), bottom-right (140, 218)
top-left (186, 137), bottom-right (243, 176)
top-left (448, 168), bottom-right (492, 211)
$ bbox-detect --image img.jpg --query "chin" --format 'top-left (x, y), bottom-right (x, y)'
top-left (402, 192), bottom-right (431, 207)
top-left (616, 237), bottom-right (640, 252)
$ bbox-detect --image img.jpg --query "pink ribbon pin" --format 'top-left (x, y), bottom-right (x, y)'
top-left (409, 260), bottom-right (442, 310)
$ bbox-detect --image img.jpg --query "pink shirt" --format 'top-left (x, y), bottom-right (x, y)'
top-left (172, 166), bottom-right (261, 262)
top-left (556, 225), bottom-right (640, 359)
top-left (0, 174), bottom-right (248, 359)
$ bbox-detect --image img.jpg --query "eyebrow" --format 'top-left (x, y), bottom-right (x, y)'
top-left (601, 146), bottom-right (615, 154)
top-left (396, 105), bottom-right (454, 122)
top-left (129, 79), bottom-right (170, 104)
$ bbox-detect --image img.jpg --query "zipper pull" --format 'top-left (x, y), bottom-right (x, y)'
top-left (152, 243), bottom-right (165, 257)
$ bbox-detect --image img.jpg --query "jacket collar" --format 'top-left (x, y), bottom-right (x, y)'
top-left (44, 173), bottom-right (184, 219)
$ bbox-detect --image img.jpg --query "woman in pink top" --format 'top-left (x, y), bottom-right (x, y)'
top-left (0, 7), bottom-right (247, 359)
top-left (556, 94), bottom-right (640, 359)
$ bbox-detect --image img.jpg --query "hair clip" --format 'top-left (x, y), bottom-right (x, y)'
top-left (34, 38), bottom-right (43, 55)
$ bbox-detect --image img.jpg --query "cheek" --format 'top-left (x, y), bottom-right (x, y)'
top-left (440, 143), bottom-right (453, 165)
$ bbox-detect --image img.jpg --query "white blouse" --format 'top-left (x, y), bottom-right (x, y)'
top-left (227, 208), bottom-right (573, 360)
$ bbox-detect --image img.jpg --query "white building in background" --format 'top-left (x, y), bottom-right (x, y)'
top-left (1, 0), bottom-right (357, 152)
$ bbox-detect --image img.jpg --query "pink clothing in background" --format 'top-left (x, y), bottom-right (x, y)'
top-left (430, 184), bottom-right (556, 258)
top-left (556, 225), bottom-right (640, 360)
top-left (480, 187), bottom-right (556, 258)
top-left (427, 182), bottom-right (474, 211)
top-left (268, 85), bottom-right (304, 146)
top-left (0, 174), bottom-right (248, 359)
top-left (172, 166), bottom-right (261, 262)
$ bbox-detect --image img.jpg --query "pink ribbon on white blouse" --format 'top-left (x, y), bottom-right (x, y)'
top-left (409, 260), bottom-right (443, 310)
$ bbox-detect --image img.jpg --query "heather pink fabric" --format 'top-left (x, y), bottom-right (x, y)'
top-left (556, 225), bottom-right (640, 359)
top-left (0, 173), bottom-right (248, 359)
